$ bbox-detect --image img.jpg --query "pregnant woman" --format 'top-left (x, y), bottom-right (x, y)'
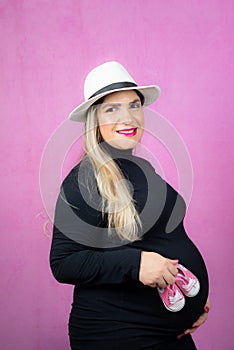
top-left (50, 61), bottom-right (210, 349)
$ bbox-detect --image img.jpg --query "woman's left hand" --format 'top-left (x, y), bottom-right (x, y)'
top-left (177, 298), bottom-right (211, 339)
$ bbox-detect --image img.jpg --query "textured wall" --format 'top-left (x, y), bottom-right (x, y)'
top-left (1, 1), bottom-right (233, 349)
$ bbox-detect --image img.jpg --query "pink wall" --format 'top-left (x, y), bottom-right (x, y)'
top-left (1, 1), bottom-right (233, 349)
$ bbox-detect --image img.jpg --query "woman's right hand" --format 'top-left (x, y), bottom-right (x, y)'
top-left (139, 251), bottom-right (178, 288)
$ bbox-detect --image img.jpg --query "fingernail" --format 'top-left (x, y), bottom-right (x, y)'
top-left (205, 306), bottom-right (210, 313)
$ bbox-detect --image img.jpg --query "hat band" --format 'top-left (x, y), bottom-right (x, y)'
top-left (88, 81), bottom-right (137, 99)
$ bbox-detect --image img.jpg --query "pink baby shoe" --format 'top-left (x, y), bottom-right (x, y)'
top-left (175, 264), bottom-right (200, 297)
top-left (157, 283), bottom-right (185, 312)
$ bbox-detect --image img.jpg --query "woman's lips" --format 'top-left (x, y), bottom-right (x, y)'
top-left (116, 128), bottom-right (137, 137)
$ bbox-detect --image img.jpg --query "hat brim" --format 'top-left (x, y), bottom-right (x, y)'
top-left (68, 85), bottom-right (161, 122)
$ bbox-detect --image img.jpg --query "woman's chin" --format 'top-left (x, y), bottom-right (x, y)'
top-left (109, 138), bottom-right (139, 150)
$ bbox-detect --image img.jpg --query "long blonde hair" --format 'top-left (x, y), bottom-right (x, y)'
top-left (83, 104), bottom-right (142, 242)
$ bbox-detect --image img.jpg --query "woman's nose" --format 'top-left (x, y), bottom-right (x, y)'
top-left (118, 106), bottom-right (134, 123)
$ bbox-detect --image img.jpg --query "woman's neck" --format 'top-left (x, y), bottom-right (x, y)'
top-left (100, 141), bottom-right (133, 159)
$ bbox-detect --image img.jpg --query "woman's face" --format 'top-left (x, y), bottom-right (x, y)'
top-left (97, 90), bottom-right (144, 149)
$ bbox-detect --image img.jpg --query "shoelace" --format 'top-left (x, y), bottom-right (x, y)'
top-left (169, 290), bottom-right (182, 305)
top-left (180, 277), bottom-right (196, 291)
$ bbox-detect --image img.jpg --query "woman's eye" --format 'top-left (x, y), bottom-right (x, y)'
top-left (105, 106), bottom-right (116, 113)
top-left (130, 103), bottom-right (141, 109)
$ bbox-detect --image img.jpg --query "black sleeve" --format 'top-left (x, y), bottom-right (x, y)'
top-left (49, 163), bottom-right (142, 286)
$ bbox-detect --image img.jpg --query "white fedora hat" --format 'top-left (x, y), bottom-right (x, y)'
top-left (69, 61), bottom-right (161, 122)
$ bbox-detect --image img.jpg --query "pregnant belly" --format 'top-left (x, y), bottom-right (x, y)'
top-left (71, 229), bottom-right (209, 339)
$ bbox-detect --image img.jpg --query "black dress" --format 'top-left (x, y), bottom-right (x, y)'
top-left (50, 143), bottom-right (209, 350)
